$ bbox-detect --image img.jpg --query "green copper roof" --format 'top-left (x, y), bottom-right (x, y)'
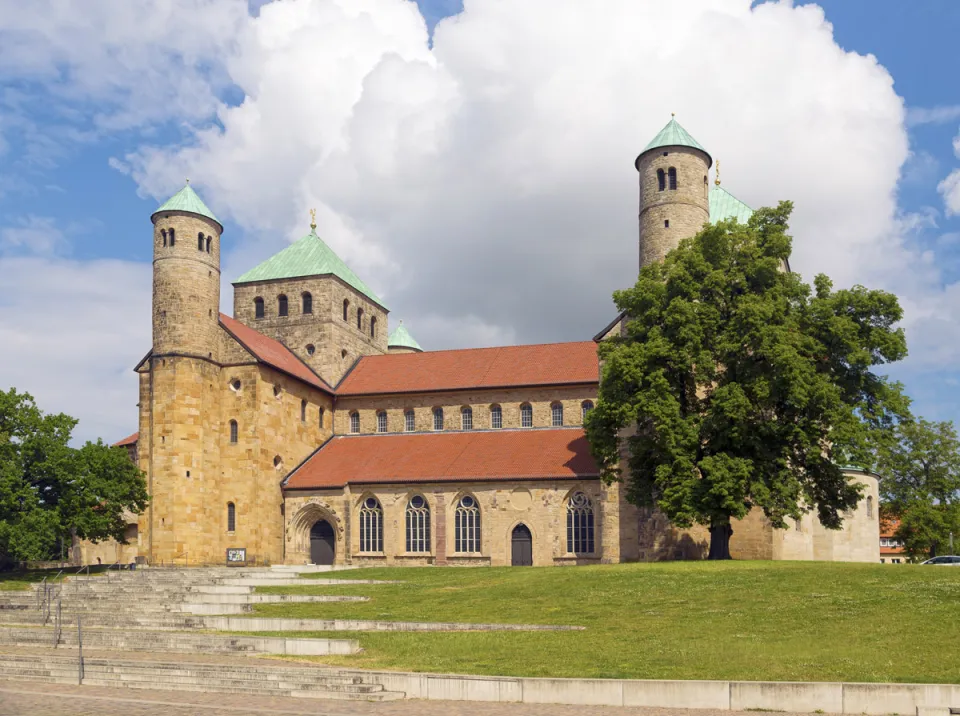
top-left (234, 228), bottom-right (386, 308)
top-left (641, 117), bottom-right (711, 164)
top-left (388, 321), bottom-right (422, 351)
top-left (709, 185), bottom-right (754, 224)
top-left (152, 184), bottom-right (221, 228)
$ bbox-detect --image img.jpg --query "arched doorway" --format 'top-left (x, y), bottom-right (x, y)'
top-left (310, 520), bottom-right (335, 565)
top-left (511, 524), bottom-right (532, 566)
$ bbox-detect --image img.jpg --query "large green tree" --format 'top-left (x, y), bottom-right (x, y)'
top-left (0, 388), bottom-right (148, 565)
top-left (586, 202), bottom-right (909, 559)
top-left (877, 418), bottom-right (960, 560)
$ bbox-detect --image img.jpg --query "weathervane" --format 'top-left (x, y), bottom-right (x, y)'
top-left (310, 208), bottom-right (317, 231)
top-left (714, 160), bottom-right (721, 186)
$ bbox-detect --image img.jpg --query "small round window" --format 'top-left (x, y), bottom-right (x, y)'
top-left (411, 495), bottom-right (425, 509)
top-left (230, 379), bottom-right (241, 392)
top-left (460, 495), bottom-right (475, 508)
top-left (364, 497), bottom-right (379, 509)
top-left (306, 344), bottom-right (316, 355)
top-left (273, 455), bottom-right (282, 468)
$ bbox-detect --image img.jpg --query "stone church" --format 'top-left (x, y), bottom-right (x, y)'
top-left (85, 117), bottom-right (880, 567)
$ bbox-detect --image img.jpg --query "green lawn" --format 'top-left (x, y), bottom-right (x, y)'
top-left (248, 561), bottom-right (960, 683)
top-left (0, 566), bottom-right (108, 591)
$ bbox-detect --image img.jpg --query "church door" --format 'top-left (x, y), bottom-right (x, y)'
top-left (511, 524), bottom-right (533, 566)
top-left (310, 520), bottom-right (335, 565)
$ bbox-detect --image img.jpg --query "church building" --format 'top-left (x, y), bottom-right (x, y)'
top-left (87, 117), bottom-right (880, 567)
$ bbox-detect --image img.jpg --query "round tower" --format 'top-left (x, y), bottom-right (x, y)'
top-left (151, 183), bottom-right (223, 360)
top-left (636, 116), bottom-right (712, 269)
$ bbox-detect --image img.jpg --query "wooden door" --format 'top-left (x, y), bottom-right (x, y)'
top-left (310, 520), bottom-right (335, 565)
top-left (511, 524), bottom-right (532, 566)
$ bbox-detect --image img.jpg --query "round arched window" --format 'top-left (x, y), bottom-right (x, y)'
top-left (411, 495), bottom-right (425, 509)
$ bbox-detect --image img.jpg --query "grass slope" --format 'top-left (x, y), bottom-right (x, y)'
top-left (250, 561), bottom-right (960, 683)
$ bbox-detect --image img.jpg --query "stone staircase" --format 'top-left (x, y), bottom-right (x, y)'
top-left (0, 650), bottom-right (403, 701)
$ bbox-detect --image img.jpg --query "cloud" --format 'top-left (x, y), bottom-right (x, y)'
top-left (906, 105), bottom-right (960, 127)
top-left (936, 128), bottom-right (960, 216)
top-left (0, 215), bottom-right (69, 256)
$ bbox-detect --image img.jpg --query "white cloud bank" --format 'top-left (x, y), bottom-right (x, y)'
top-left (2, 0), bottom-right (960, 439)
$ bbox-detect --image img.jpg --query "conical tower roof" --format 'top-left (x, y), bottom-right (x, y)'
top-left (388, 321), bottom-right (422, 352)
top-left (151, 183), bottom-right (222, 230)
top-left (639, 116), bottom-right (712, 166)
top-left (234, 227), bottom-right (386, 309)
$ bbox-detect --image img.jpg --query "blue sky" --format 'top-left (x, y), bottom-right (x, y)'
top-left (1, 0), bottom-right (959, 442)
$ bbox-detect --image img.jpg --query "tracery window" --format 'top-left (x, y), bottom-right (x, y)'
top-left (350, 412), bottom-right (360, 434)
top-left (359, 497), bottom-right (383, 553)
top-left (454, 495), bottom-right (481, 553)
top-left (405, 495), bottom-right (431, 553)
top-left (433, 407), bottom-right (444, 431)
top-left (520, 403), bottom-right (533, 428)
top-left (377, 410), bottom-right (388, 433)
top-left (404, 409), bottom-right (415, 432)
top-left (566, 492), bottom-right (595, 554)
top-left (490, 404), bottom-right (502, 429)
top-left (461, 406), bottom-right (473, 430)
top-left (551, 402), bottom-right (563, 427)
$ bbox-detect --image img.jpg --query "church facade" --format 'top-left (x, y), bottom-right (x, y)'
top-left (84, 118), bottom-right (879, 567)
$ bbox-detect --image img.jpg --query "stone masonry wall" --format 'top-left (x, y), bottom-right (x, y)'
top-left (636, 147), bottom-right (710, 268)
top-left (233, 276), bottom-right (387, 387)
top-left (284, 478), bottom-right (612, 567)
top-left (334, 385), bottom-right (598, 435)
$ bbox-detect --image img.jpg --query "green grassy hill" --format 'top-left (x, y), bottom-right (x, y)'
top-left (251, 561), bottom-right (960, 683)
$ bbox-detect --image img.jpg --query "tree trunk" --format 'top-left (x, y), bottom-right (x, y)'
top-left (708, 523), bottom-right (733, 560)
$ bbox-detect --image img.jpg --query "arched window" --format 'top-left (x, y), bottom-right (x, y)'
top-left (566, 492), bottom-right (595, 554)
top-left (455, 495), bottom-right (481, 553)
top-left (370, 316), bottom-right (377, 338)
top-left (433, 407), bottom-right (444, 431)
top-left (520, 403), bottom-right (533, 428)
top-left (377, 410), bottom-right (388, 433)
top-left (350, 412), bottom-right (360, 434)
top-left (161, 229), bottom-right (167, 247)
top-left (461, 406), bottom-right (473, 430)
top-left (227, 502), bottom-right (236, 532)
top-left (866, 496), bottom-right (874, 519)
top-left (302, 292), bottom-right (312, 314)
top-left (318, 407), bottom-right (325, 429)
top-left (359, 497), bottom-right (383, 553)
top-left (581, 400), bottom-right (594, 422)
top-left (229, 419), bottom-right (238, 444)
top-left (168, 228), bottom-right (175, 246)
top-left (404, 409), bottom-right (415, 432)
top-left (657, 169), bottom-right (665, 192)
top-left (490, 405), bottom-right (502, 429)
top-left (357, 307), bottom-right (364, 330)
top-left (206, 236), bottom-right (212, 253)
top-left (668, 167), bottom-right (677, 190)
top-left (198, 232), bottom-right (205, 251)
top-left (551, 402), bottom-right (563, 427)
top-left (254, 297), bottom-right (265, 319)
top-left (405, 495), bottom-right (431, 553)
top-left (301, 399), bottom-right (307, 423)
top-left (278, 295), bottom-right (288, 317)
top-left (343, 299), bottom-right (349, 321)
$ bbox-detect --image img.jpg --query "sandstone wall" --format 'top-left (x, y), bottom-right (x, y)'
top-left (334, 385), bottom-right (597, 434)
top-left (284, 478), bottom-right (618, 567)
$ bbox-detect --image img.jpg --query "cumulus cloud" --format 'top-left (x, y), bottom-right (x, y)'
top-left (4, 0), bottom-right (960, 435)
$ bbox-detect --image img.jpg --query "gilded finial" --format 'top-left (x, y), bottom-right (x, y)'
top-left (185, 178), bottom-right (190, 185)
top-left (309, 208), bottom-right (317, 231)
top-left (714, 160), bottom-right (721, 186)
top-left (671, 112), bottom-right (675, 117)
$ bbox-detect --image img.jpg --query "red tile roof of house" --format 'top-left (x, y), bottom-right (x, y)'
top-left (220, 313), bottom-right (333, 394)
top-left (337, 341), bottom-right (599, 396)
top-left (113, 432), bottom-right (139, 447)
top-left (284, 428), bottom-right (598, 489)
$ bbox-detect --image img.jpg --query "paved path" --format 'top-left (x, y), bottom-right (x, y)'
top-left (0, 681), bottom-right (818, 716)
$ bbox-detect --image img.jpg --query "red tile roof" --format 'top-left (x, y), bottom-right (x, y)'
top-left (113, 432), bottom-right (139, 447)
top-left (220, 313), bottom-right (332, 394)
top-left (337, 342), bottom-right (599, 396)
top-left (284, 428), bottom-right (598, 489)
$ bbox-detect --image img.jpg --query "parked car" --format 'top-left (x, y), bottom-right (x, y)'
top-left (921, 555), bottom-right (960, 565)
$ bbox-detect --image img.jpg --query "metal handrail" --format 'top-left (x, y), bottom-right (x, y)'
top-left (76, 615), bottom-right (84, 684)
top-left (73, 564), bottom-right (89, 594)
top-left (52, 595), bottom-right (62, 648)
top-left (106, 560), bottom-right (120, 583)
top-left (36, 577), bottom-right (47, 611)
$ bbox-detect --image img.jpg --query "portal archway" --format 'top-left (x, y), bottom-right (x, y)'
top-left (310, 520), bottom-right (335, 565)
top-left (511, 523), bottom-right (532, 566)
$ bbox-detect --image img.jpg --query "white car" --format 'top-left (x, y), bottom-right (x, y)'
top-left (921, 555), bottom-right (960, 565)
